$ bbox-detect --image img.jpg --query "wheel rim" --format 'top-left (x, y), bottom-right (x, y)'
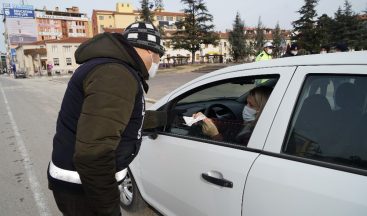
top-left (119, 172), bottom-right (133, 206)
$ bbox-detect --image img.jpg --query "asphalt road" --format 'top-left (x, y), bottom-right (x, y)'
top-left (0, 71), bottom-right (203, 216)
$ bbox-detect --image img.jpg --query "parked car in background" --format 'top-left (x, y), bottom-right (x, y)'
top-left (14, 70), bottom-right (27, 79)
top-left (120, 51), bottom-right (367, 216)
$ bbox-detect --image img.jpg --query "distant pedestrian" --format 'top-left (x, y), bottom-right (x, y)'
top-left (255, 42), bottom-right (274, 62)
top-left (320, 45), bottom-right (330, 54)
top-left (46, 63), bottom-right (53, 76)
top-left (333, 42), bottom-right (349, 52)
top-left (48, 21), bottom-right (165, 216)
top-left (11, 63), bottom-right (16, 75)
top-left (282, 43), bottom-right (298, 57)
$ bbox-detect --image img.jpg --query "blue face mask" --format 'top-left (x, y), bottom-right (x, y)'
top-left (242, 105), bottom-right (257, 122)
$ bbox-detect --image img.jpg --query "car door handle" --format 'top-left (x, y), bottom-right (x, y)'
top-left (201, 171), bottom-right (233, 188)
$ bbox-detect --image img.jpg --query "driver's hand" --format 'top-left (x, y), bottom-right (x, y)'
top-left (202, 118), bottom-right (219, 137)
top-left (192, 112), bottom-right (205, 119)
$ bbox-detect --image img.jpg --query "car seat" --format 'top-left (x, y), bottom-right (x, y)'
top-left (287, 94), bottom-right (332, 157)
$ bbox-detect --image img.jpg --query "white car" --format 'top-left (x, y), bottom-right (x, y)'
top-left (120, 51), bottom-right (367, 216)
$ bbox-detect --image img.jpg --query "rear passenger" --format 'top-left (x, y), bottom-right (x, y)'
top-left (326, 82), bottom-right (364, 157)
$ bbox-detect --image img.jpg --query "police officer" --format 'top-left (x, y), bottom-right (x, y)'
top-left (255, 41), bottom-right (274, 62)
top-left (48, 22), bottom-right (165, 216)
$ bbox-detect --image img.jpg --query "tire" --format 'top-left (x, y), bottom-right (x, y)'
top-left (119, 169), bottom-right (147, 212)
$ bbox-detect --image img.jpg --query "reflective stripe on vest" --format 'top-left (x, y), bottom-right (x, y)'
top-left (49, 161), bottom-right (127, 184)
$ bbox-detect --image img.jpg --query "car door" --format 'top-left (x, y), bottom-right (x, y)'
top-left (243, 65), bottom-right (367, 216)
top-left (131, 67), bottom-right (295, 216)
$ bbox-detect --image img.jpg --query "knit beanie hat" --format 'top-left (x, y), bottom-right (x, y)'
top-left (122, 22), bottom-right (165, 57)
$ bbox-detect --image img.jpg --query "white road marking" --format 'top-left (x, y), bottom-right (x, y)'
top-left (0, 83), bottom-right (51, 216)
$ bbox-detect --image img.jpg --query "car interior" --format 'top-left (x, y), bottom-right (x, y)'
top-left (285, 75), bottom-right (367, 170)
top-left (158, 75), bottom-right (279, 146)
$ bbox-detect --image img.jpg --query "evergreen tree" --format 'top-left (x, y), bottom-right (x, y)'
top-left (316, 14), bottom-right (334, 50)
top-left (359, 7), bottom-right (367, 50)
top-left (332, 1), bottom-right (361, 50)
top-left (154, 0), bottom-right (164, 11)
top-left (228, 12), bottom-right (247, 62)
top-left (273, 22), bottom-right (283, 58)
top-left (342, 0), bottom-right (359, 49)
top-left (331, 6), bottom-right (344, 44)
top-left (172, 0), bottom-right (219, 64)
top-left (292, 0), bottom-right (319, 53)
top-left (139, 0), bottom-right (155, 22)
top-left (254, 16), bottom-right (265, 55)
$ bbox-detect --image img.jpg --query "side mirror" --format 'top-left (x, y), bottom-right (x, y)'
top-left (143, 110), bottom-right (167, 130)
top-left (142, 110), bottom-right (167, 140)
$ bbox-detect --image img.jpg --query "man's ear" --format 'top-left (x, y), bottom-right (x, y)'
top-left (143, 110), bottom-right (167, 130)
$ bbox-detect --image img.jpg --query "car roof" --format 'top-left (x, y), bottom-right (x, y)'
top-left (166, 51), bottom-right (367, 99)
top-left (151, 51), bottom-right (367, 110)
top-left (207, 51), bottom-right (367, 77)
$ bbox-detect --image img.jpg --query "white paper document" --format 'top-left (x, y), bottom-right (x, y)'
top-left (183, 115), bottom-right (206, 127)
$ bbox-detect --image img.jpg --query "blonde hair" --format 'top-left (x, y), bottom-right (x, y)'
top-left (249, 86), bottom-right (272, 124)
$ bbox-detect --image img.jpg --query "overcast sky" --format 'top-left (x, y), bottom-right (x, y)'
top-left (1, 0), bottom-right (366, 52)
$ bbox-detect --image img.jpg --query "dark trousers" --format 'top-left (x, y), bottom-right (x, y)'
top-left (53, 191), bottom-right (97, 216)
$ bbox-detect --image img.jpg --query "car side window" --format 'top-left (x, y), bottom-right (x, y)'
top-left (283, 75), bottom-right (367, 170)
top-left (165, 75), bottom-right (279, 147)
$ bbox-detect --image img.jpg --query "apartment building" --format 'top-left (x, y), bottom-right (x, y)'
top-left (35, 6), bottom-right (91, 41)
top-left (92, 2), bottom-right (185, 35)
top-left (15, 37), bottom-right (89, 76)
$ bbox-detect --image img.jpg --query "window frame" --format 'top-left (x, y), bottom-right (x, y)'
top-left (282, 74), bottom-right (367, 170)
top-left (66, 58), bottom-right (72, 66)
top-left (150, 66), bottom-right (294, 150)
top-left (53, 58), bottom-right (60, 66)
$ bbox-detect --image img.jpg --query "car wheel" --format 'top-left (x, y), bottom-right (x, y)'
top-left (119, 169), bottom-right (147, 212)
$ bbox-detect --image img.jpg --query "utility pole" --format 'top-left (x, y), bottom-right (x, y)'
top-left (0, 7), bottom-right (10, 73)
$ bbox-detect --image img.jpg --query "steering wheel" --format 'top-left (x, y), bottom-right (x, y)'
top-left (204, 104), bottom-right (237, 120)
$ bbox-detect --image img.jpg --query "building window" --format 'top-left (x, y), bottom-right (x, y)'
top-left (109, 16), bottom-right (112, 19)
top-left (100, 25), bottom-right (104, 32)
top-left (167, 16), bottom-right (174, 21)
top-left (69, 29), bottom-right (73, 33)
top-left (53, 58), bottom-right (60, 66)
top-left (157, 16), bottom-right (164, 21)
top-left (52, 45), bottom-right (58, 53)
top-left (99, 16), bottom-right (104, 20)
top-left (176, 16), bottom-right (183, 21)
top-left (63, 46), bottom-right (72, 53)
top-left (66, 58), bottom-right (72, 66)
